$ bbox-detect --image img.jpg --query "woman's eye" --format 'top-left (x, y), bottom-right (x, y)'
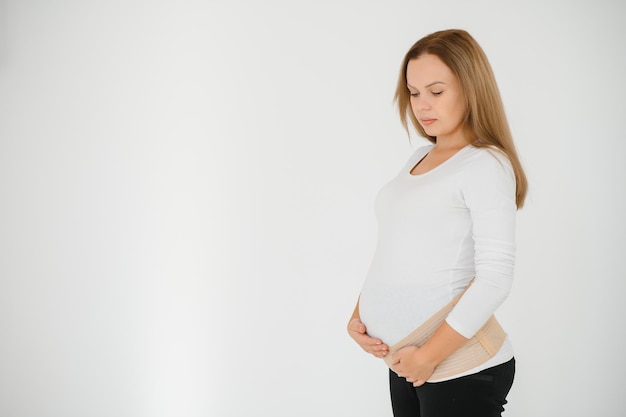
top-left (432, 91), bottom-right (443, 96)
top-left (410, 92), bottom-right (420, 97)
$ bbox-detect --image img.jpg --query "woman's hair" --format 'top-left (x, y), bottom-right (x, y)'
top-left (394, 29), bottom-right (528, 208)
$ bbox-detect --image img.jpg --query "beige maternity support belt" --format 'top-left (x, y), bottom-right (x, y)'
top-left (383, 284), bottom-right (507, 381)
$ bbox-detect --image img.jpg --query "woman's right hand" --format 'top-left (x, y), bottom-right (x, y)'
top-left (347, 317), bottom-right (389, 358)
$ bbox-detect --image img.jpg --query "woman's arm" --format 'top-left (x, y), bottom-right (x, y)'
top-left (447, 149), bottom-right (517, 338)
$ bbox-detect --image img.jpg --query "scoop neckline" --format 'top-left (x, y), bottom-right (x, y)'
top-left (408, 144), bottom-right (472, 177)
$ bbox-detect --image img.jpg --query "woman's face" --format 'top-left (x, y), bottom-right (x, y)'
top-left (406, 54), bottom-right (467, 144)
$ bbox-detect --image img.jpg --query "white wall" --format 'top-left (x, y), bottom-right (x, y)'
top-left (1, 1), bottom-right (624, 416)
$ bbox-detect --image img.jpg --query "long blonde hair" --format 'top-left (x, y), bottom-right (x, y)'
top-left (394, 29), bottom-right (528, 208)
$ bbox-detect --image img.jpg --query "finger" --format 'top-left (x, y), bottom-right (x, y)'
top-left (350, 329), bottom-right (374, 343)
top-left (365, 341), bottom-right (384, 351)
top-left (373, 349), bottom-right (388, 358)
top-left (390, 354), bottom-right (401, 365)
top-left (369, 341), bottom-right (388, 353)
top-left (392, 364), bottom-right (403, 375)
top-left (413, 380), bottom-right (425, 387)
top-left (348, 321), bottom-right (365, 334)
top-left (391, 351), bottom-right (401, 362)
top-left (353, 333), bottom-right (377, 345)
top-left (377, 344), bottom-right (389, 355)
top-left (366, 345), bottom-right (388, 357)
top-left (348, 328), bottom-right (365, 336)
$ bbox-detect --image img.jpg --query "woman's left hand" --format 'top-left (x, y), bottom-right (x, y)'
top-left (391, 346), bottom-right (437, 387)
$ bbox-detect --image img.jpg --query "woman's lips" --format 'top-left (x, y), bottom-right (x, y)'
top-left (420, 119), bottom-right (436, 126)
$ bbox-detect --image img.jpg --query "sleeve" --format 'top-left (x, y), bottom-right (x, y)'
top-left (445, 149), bottom-right (517, 338)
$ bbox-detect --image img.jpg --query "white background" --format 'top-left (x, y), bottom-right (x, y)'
top-left (1, 0), bottom-right (625, 416)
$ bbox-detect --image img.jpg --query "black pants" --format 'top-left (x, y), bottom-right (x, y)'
top-left (389, 358), bottom-right (515, 417)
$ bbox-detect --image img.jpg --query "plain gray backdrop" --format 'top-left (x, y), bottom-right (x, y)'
top-left (1, 0), bottom-right (625, 416)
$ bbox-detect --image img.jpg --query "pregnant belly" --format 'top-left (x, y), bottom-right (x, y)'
top-left (359, 281), bottom-right (449, 346)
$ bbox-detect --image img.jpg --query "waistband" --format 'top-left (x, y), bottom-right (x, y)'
top-left (382, 288), bottom-right (507, 381)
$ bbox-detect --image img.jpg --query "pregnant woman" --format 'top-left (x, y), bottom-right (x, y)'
top-left (347, 29), bottom-right (527, 417)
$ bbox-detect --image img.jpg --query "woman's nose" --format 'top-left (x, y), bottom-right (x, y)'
top-left (412, 97), bottom-right (431, 111)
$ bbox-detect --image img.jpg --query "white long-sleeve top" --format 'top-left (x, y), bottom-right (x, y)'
top-left (359, 144), bottom-right (516, 379)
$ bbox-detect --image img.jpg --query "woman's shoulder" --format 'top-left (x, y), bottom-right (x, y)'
top-left (464, 145), bottom-right (513, 172)
top-left (456, 145), bottom-right (515, 190)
